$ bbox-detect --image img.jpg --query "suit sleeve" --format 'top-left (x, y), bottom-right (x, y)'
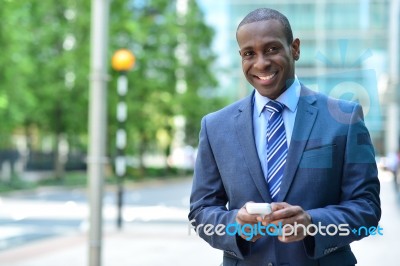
top-left (304, 103), bottom-right (381, 259)
top-left (188, 116), bottom-right (251, 260)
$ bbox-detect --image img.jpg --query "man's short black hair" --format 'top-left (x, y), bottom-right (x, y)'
top-left (237, 8), bottom-right (293, 44)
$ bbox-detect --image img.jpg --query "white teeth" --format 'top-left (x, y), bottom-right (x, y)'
top-left (258, 73), bottom-right (276, 80)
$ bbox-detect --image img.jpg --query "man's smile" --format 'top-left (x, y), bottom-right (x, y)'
top-left (256, 72), bottom-right (277, 80)
top-left (253, 71), bottom-right (279, 86)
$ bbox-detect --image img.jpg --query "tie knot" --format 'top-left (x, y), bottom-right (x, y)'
top-left (265, 100), bottom-right (285, 113)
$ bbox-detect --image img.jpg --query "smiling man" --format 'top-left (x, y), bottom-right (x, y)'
top-left (189, 8), bottom-right (381, 266)
top-left (237, 17), bottom-right (299, 100)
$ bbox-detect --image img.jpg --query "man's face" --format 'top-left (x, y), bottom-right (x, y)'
top-left (236, 19), bottom-right (300, 99)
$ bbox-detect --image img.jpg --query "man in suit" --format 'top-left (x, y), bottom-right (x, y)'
top-left (188, 8), bottom-right (381, 266)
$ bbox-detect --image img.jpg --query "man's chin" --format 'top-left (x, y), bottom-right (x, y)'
top-left (255, 87), bottom-right (281, 99)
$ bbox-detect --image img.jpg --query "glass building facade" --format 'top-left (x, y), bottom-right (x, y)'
top-left (199, 0), bottom-right (399, 155)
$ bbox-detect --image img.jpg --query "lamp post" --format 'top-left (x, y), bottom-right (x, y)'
top-left (111, 49), bottom-right (135, 229)
top-left (88, 0), bottom-right (109, 265)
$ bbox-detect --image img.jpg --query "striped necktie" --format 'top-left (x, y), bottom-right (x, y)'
top-left (265, 100), bottom-right (287, 201)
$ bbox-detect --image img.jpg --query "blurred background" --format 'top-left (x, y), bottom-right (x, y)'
top-left (0, 0), bottom-right (399, 265)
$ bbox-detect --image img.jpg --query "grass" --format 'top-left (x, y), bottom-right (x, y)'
top-left (0, 176), bottom-right (36, 193)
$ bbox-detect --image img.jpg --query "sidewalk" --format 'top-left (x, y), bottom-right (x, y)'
top-left (0, 222), bottom-right (222, 266)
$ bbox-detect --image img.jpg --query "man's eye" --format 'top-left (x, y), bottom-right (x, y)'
top-left (243, 51), bottom-right (254, 57)
top-left (266, 47), bottom-right (278, 53)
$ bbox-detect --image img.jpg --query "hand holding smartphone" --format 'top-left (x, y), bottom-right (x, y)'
top-left (246, 203), bottom-right (272, 218)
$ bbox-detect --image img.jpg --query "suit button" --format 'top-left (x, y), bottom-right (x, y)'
top-left (267, 263), bottom-right (273, 266)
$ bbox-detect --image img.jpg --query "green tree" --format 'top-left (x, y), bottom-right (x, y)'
top-left (23, 1), bottom-right (91, 179)
top-left (0, 0), bottom-right (225, 181)
top-left (0, 1), bottom-right (36, 148)
top-left (109, 0), bottom-right (225, 176)
top-left (0, 0), bottom-right (91, 179)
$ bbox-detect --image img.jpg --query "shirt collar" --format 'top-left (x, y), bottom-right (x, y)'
top-left (254, 76), bottom-right (301, 117)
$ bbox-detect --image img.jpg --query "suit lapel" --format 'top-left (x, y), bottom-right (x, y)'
top-left (278, 87), bottom-right (318, 202)
top-left (234, 93), bottom-right (271, 202)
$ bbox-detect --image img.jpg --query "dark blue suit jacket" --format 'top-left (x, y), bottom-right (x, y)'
top-left (189, 86), bottom-right (381, 266)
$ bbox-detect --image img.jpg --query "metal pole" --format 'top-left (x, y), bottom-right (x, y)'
top-left (88, 0), bottom-right (109, 265)
top-left (386, 0), bottom-right (400, 154)
top-left (115, 74), bottom-right (128, 229)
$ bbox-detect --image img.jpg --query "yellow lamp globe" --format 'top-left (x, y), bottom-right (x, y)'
top-left (112, 49), bottom-right (135, 72)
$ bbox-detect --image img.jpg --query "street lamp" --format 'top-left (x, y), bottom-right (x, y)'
top-left (111, 49), bottom-right (135, 229)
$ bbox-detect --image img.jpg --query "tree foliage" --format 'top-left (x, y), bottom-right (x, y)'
top-left (109, 0), bottom-right (226, 173)
top-left (0, 0), bottom-right (226, 177)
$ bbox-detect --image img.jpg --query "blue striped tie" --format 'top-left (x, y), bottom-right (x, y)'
top-left (265, 101), bottom-right (287, 201)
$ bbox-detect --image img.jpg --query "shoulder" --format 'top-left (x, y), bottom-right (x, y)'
top-left (301, 85), bottom-right (358, 108)
top-left (300, 85), bottom-right (363, 123)
top-left (202, 93), bottom-right (253, 124)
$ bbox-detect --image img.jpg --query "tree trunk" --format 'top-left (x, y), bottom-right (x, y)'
top-left (53, 105), bottom-right (67, 182)
top-left (137, 135), bottom-right (147, 178)
top-left (53, 134), bottom-right (66, 181)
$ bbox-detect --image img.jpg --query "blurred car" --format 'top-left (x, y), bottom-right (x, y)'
top-left (167, 146), bottom-right (197, 170)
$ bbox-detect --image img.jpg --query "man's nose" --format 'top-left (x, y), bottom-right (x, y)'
top-left (253, 54), bottom-right (271, 70)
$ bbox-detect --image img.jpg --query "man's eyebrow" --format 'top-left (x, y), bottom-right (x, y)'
top-left (264, 40), bottom-right (283, 46)
top-left (239, 45), bottom-right (253, 51)
top-left (239, 40), bottom-right (282, 51)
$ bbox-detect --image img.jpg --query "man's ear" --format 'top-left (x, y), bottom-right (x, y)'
top-left (291, 38), bottom-right (300, 60)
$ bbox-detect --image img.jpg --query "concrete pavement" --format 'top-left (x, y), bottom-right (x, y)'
top-left (0, 169), bottom-right (398, 266)
top-left (0, 222), bottom-right (222, 266)
top-left (351, 169), bottom-right (400, 265)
